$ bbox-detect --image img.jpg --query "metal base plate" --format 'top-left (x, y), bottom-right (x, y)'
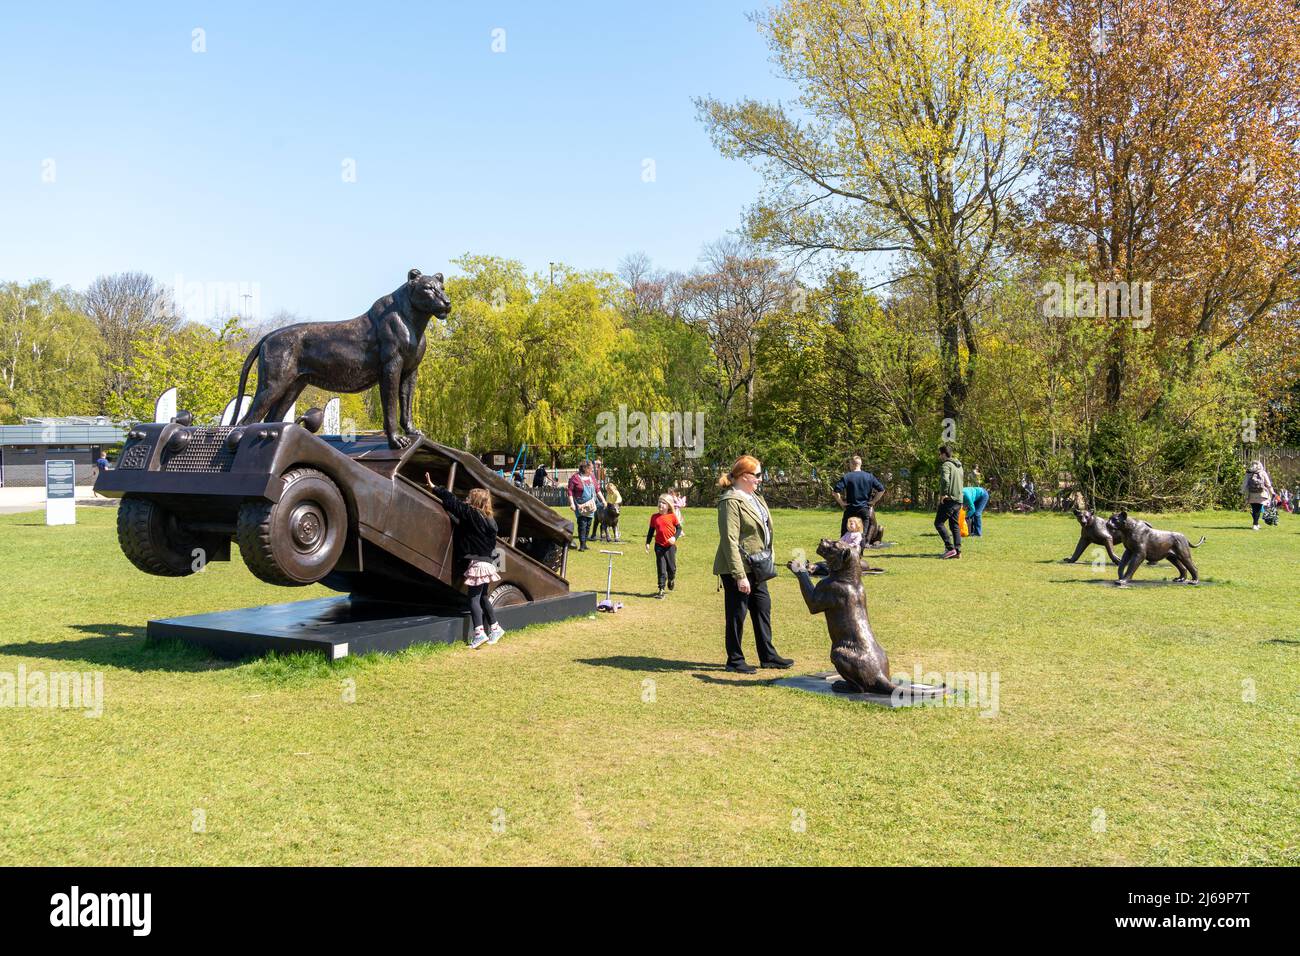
top-left (147, 591), bottom-right (597, 660)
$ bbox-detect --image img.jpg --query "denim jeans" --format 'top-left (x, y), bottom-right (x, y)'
top-left (968, 488), bottom-right (989, 536)
top-left (575, 510), bottom-right (593, 547)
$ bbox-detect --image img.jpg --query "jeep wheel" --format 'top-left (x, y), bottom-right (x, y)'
top-left (117, 496), bottom-right (207, 576)
top-left (488, 583), bottom-right (528, 608)
top-left (237, 468), bottom-right (347, 585)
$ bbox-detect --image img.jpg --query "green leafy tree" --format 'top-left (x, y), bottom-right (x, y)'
top-left (0, 280), bottom-right (105, 421)
top-left (106, 318), bottom-right (249, 424)
top-left (699, 0), bottom-right (1065, 421)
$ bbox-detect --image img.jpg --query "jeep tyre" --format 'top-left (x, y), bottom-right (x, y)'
top-left (237, 467), bottom-right (347, 585)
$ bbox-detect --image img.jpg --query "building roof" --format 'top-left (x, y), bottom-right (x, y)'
top-left (0, 417), bottom-right (128, 446)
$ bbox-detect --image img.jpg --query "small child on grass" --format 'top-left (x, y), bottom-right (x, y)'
top-left (645, 495), bottom-right (683, 599)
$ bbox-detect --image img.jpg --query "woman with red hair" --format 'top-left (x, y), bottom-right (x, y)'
top-left (712, 455), bottom-right (792, 673)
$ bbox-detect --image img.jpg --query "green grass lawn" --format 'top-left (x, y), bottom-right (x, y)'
top-left (0, 503), bottom-right (1296, 865)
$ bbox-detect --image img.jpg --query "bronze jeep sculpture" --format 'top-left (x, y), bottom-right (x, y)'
top-left (97, 421), bottom-right (575, 611)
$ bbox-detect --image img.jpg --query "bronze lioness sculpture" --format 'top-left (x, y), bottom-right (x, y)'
top-left (789, 539), bottom-right (897, 694)
top-left (1065, 507), bottom-right (1123, 565)
top-left (234, 269), bottom-right (451, 448)
top-left (1106, 512), bottom-right (1205, 586)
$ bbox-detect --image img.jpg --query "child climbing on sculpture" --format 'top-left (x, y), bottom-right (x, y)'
top-left (425, 473), bottom-right (505, 649)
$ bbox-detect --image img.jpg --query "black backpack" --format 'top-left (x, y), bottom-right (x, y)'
top-left (1247, 471), bottom-right (1265, 493)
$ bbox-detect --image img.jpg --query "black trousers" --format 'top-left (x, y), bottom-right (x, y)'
top-left (467, 584), bottom-right (497, 630)
top-left (840, 504), bottom-right (872, 536)
top-left (1251, 502), bottom-right (1262, 523)
top-left (935, 499), bottom-right (961, 551)
top-left (721, 574), bottom-right (778, 666)
top-left (654, 543), bottom-right (677, 589)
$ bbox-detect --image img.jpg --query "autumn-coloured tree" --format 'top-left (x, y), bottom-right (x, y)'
top-left (698, 0), bottom-right (1064, 420)
top-left (1030, 0), bottom-right (1300, 409)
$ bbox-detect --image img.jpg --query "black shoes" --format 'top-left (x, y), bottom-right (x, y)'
top-left (667, 578), bottom-right (675, 591)
top-left (726, 662), bottom-right (758, 674)
top-left (761, 656), bottom-right (794, 669)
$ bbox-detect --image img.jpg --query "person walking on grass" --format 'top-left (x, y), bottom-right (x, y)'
top-left (713, 455), bottom-right (792, 673)
top-left (667, 486), bottom-right (687, 525)
top-left (935, 446), bottom-right (965, 559)
top-left (833, 455), bottom-right (885, 536)
top-left (566, 460), bottom-right (605, 551)
top-left (645, 495), bottom-right (683, 599)
top-left (962, 482), bottom-right (989, 537)
top-left (1242, 460), bottom-right (1275, 530)
top-left (425, 475), bottom-right (505, 650)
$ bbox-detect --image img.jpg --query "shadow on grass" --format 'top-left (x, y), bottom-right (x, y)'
top-left (1261, 638), bottom-right (1300, 646)
top-left (0, 624), bottom-right (234, 673)
top-left (577, 655), bottom-right (725, 673)
top-left (692, 673), bottom-right (780, 687)
top-left (0, 623), bottom-right (457, 682)
top-left (1048, 578), bottom-right (1218, 587)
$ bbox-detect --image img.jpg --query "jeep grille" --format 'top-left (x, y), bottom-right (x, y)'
top-left (162, 427), bottom-right (236, 473)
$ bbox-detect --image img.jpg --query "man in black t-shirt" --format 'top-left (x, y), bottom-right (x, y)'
top-left (532, 463), bottom-right (549, 488)
top-left (833, 455), bottom-right (886, 536)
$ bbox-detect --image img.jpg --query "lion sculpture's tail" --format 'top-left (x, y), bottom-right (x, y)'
top-left (231, 332), bottom-right (272, 426)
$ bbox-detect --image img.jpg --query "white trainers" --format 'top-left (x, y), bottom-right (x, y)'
top-left (468, 627), bottom-right (489, 649)
top-left (487, 623), bottom-right (505, 645)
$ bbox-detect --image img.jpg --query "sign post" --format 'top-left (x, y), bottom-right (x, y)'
top-left (45, 459), bottom-right (76, 526)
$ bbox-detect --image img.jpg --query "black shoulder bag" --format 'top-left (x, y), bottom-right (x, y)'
top-left (739, 504), bottom-right (777, 582)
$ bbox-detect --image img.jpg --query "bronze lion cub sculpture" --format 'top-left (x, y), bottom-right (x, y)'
top-left (789, 539), bottom-right (898, 694)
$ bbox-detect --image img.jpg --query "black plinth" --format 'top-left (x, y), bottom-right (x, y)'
top-left (147, 591), bottom-right (597, 660)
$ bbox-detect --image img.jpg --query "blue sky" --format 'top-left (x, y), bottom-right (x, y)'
top-left (0, 1), bottom-right (796, 323)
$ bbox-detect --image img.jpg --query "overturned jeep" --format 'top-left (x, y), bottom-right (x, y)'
top-left (95, 419), bottom-right (574, 610)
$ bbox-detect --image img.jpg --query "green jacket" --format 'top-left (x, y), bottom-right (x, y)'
top-left (939, 458), bottom-right (964, 501)
top-left (713, 489), bottom-right (772, 579)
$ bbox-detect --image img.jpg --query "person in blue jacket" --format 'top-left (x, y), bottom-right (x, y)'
top-left (962, 481), bottom-right (990, 537)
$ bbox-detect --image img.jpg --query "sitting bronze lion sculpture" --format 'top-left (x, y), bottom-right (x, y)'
top-left (789, 539), bottom-right (897, 694)
top-left (234, 269), bottom-right (451, 448)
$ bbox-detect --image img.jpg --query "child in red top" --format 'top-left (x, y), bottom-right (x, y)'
top-left (645, 496), bottom-right (683, 598)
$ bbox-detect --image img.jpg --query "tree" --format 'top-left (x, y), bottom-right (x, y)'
top-left (105, 318), bottom-right (249, 424)
top-left (84, 272), bottom-right (181, 408)
top-left (675, 239), bottom-right (796, 419)
top-left (416, 256), bottom-right (642, 455)
top-left (1030, 0), bottom-right (1300, 408)
top-left (0, 280), bottom-right (104, 421)
top-left (698, 0), bottom-right (1064, 420)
